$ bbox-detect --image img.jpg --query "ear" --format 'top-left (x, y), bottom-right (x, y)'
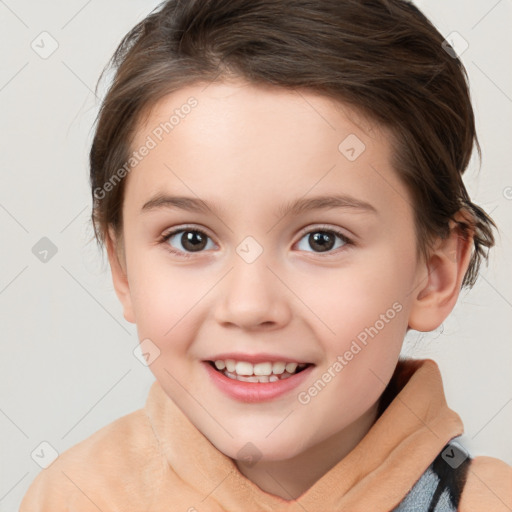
top-left (105, 227), bottom-right (136, 324)
top-left (408, 210), bottom-right (474, 332)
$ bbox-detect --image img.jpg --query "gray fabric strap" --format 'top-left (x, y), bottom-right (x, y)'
top-left (392, 438), bottom-right (470, 512)
top-left (392, 465), bottom-right (455, 512)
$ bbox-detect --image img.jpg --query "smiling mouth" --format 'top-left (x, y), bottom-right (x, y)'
top-left (206, 360), bottom-right (313, 383)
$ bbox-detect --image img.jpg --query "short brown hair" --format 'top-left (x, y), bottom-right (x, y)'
top-left (89, 0), bottom-right (497, 289)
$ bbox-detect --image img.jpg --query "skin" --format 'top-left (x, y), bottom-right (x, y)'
top-left (106, 79), bottom-right (473, 499)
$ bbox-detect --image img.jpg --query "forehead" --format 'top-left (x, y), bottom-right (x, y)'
top-left (134, 79), bottom-right (382, 156)
top-left (124, 79), bottom-right (408, 221)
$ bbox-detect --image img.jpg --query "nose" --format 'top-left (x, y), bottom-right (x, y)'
top-left (213, 254), bottom-right (292, 331)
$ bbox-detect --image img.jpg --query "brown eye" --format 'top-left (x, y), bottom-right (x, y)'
top-left (296, 228), bottom-right (351, 254)
top-left (162, 228), bottom-right (214, 255)
top-left (309, 232), bottom-right (335, 252)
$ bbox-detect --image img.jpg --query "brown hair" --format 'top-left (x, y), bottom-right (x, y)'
top-left (89, 0), bottom-right (497, 289)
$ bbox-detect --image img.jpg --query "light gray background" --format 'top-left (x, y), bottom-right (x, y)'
top-left (1, 0), bottom-right (511, 509)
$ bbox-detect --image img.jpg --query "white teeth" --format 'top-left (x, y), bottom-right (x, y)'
top-left (211, 359), bottom-right (310, 381)
top-left (223, 371), bottom-right (293, 383)
top-left (272, 362), bottom-right (286, 375)
top-left (242, 375), bottom-right (260, 383)
top-left (235, 361), bottom-right (254, 376)
top-left (253, 362), bottom-right (273, 375)
top-left (285, 362), bottom-right (298, 374)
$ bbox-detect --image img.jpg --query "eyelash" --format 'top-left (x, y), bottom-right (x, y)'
top-left (158, 224), bottom-right (354, 259)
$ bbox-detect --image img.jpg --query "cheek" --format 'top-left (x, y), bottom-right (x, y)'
top-left (127, 251), bottom-right (197, 346)
top-left (302, 254), bottom-right (409, 340)
top-left (303, 266), bottom-right (408, 431)
top-left (331, 249), bottom-right (412, 374)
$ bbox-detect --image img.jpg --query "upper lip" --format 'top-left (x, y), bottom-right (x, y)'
top-left (204, 353), bottom-right (314, 365)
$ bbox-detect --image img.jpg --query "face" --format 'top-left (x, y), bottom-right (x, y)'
top-left (111, 80), bottom-right (427, 461)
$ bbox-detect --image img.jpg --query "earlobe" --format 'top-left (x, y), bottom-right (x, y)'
top-left (105, 227), bottom-right (136, 324)
top-left (408, 211), bottom-right (474, 332)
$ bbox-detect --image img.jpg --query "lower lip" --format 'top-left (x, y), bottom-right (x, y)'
top-left (203, 361), bottom-right (315, 403)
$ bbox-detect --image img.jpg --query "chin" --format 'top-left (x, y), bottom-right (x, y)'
top-left (215, 433), bottom-right (311, 463)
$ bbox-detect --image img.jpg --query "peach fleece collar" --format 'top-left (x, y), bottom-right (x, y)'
top-left (144, 359), bottom-right (464, 511)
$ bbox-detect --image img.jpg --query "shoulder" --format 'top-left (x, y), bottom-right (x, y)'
top-left (459, 455), bottom-right (512, 512)
top-left (19, 408), bottom-right (164, 511)
top-left (393, 440), bottom-right (511, 512)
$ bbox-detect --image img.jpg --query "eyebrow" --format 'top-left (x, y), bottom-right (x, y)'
top-left (141, 193), bottom-right (378, 217)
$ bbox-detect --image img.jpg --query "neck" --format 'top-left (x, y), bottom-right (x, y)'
top-left (235, 400), bottom-right (380, 500)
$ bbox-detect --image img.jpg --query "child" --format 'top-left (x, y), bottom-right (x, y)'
top-left (21, 0), bottom-right (511, 510)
